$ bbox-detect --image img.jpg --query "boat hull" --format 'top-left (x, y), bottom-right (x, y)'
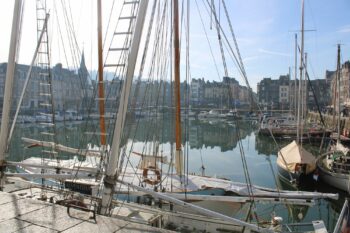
top-left (258, 127), bottom-right (330, 141)
top-left (317, 161), bottom-right (350, 192)
top-left (277, 165), bottom-right (316, 190)
top-left (277, 164), bottom-right (298, 183)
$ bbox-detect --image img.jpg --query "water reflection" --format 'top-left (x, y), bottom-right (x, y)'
top-left (188, 119), bottom-right (257, 152)
top-left (7, 118), bottom-right (345, 231)
top-left (255, 133), bottom-right (279, 156)
top-left (128, 117), bottom-right (258, 151)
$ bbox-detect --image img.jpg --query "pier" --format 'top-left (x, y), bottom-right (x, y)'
top-left (0, 179), bottom-right (172, 233)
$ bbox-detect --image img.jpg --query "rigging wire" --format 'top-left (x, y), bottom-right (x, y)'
top-left (221, 0), bottom-right (248, 86)
top-left (210, 0), bottom-right (228, 77)
top-left (58, 0), bottom-right (91, 165)
top-left (206, 0), bottom-right (287, 190)
top-left (194, 0), bottom-right (221, 80)
top-left (113, 1), bottom-right (178, 199)
top-left (200, 0), bottom-right (288, 219)
top-left (185, 0), bottom-right (190, 189)
top-left (235, 124), bottom-right (260, 224)
top-left (50, 1), bottom-right (110, 189)
top-left (93, 2), bottom-right (142, 200)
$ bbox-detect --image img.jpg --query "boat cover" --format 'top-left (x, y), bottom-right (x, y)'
top-left (277, 140), bottom-right (316, 174)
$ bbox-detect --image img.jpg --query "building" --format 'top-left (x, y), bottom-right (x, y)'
top-left (330, 61), bottom-right (350, 110)
top-left (279, 85), bottom-right (289, 110)
top-left (307, 79), bottom-right (330, 110)
top-left (190, 78), bottom-right (205, 105)
top-left (203, 81), bottom-right (228, 106)
top-left (325, 70), bottom-right (336, 83)
top-left (78, 52), bottom-right (93, 111)
top-left (0, 55), bottom-right (90, 114)
top-left (239, 86), bottom-right (251, 107)
top-left (257, 74), bottom-right (290, 110)
top-left (190, 76), bottom-right (252, 108)
top-left (341, 61), bottom-right (350, 104)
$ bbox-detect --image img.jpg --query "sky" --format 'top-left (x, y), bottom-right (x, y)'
top-left (0, 0), bottom-right (349, 92)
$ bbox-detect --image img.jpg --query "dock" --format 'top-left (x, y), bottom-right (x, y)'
top-left (0, 179), bottom-right (173, 233)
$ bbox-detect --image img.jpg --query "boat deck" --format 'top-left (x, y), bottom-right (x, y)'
top-left (0, 179), bottom-right (173, 233)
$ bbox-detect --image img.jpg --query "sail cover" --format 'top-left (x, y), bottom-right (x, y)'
top-left (277, 140), bottom-right (316, 174)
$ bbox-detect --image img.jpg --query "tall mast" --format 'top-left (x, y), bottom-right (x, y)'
top-left (100, 0), bottom-right (149, 214)
top-left (0, 0), bottom-right (23, 190)
top-left (294, 34), bottom-right (298, 116)
top-left (288, 67), bottom-right (291, 113)
top-left (173, 0), bottom-right (183, 176)
top-left (304, 52), bottom-right (308, 117)
top-left (337, 44), bottom-right (341, 142)
top-left (297, 0), bottom-right (305, 144)
top-left (97, 0), bottom-right (106, 146)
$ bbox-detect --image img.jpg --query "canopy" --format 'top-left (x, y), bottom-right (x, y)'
top-left (277, 140), bottom-right (316, 174)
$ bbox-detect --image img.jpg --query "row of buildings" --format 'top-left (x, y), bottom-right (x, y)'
top-left (0, 54), bottom-right (91, 114)
top-left (190, 77), bottom-right (253, 108)
top-left (0, 57), bottom-right (253, 116)
top-left (11, 55), bottom-right (350, 116)
top-left (257, 60), bottom-right (350, 111)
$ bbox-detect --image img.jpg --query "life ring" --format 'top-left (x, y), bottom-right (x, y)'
top-left (143, 167), bottom-right (161, 185)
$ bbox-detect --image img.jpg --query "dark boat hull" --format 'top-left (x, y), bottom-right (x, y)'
top-left (277, 164), bottom-right (316, 190)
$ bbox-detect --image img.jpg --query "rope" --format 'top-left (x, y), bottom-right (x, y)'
top-left (194, 0), bottom-right (221, 80)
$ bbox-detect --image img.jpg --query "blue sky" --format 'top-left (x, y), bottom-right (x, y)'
top-left (0, 0), bottom-right (349, 91)
top-left (247, 1), bottom-right (349, 82)
top-left (187, 0), bottom-right (350, 90)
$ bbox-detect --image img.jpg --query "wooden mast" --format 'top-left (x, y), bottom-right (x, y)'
top-left (0, 0), bottom-right (23, 190)
top-left (173, 0), bottom-right (182, 176)
top-left (97, 0), bottom-right (106, 146)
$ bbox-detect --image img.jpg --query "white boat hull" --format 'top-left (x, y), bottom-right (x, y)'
top-left (318, 163), bottom-right (350, 192)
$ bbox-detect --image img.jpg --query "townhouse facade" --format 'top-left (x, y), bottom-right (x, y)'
top-left (0, 55), bottom-right (90, 114)
top-left (190, 76), bottom-right (252, 108)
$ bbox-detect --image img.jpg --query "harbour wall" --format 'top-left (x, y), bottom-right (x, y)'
top-left (308, 111), bottom-right (350, 136)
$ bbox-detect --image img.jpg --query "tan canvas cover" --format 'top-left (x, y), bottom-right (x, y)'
top-left (277, 140), bottom-right (316, 174)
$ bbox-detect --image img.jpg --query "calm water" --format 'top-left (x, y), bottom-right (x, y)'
top-left (8, 116), bottom-right (345, 231)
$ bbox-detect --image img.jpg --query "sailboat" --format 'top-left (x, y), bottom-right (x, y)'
top-left (0, 1), bottom-right (341, 232)
top-left (276, 0), bottom-right (318, 185)
top-left (316, 44), bottom-right (350, 193)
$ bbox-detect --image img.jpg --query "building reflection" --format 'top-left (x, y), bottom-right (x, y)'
top-left (188, 119), bottom-right (256, 152)
top-left (10, 117), bottom-right (258, 161)
top-left (255, 133), bottom-right (279, 156)
top-left (127, 116), bottom-right (257, 152)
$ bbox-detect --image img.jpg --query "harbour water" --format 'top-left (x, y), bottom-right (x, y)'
top-left (7, 117), bottom-right (345, 231)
